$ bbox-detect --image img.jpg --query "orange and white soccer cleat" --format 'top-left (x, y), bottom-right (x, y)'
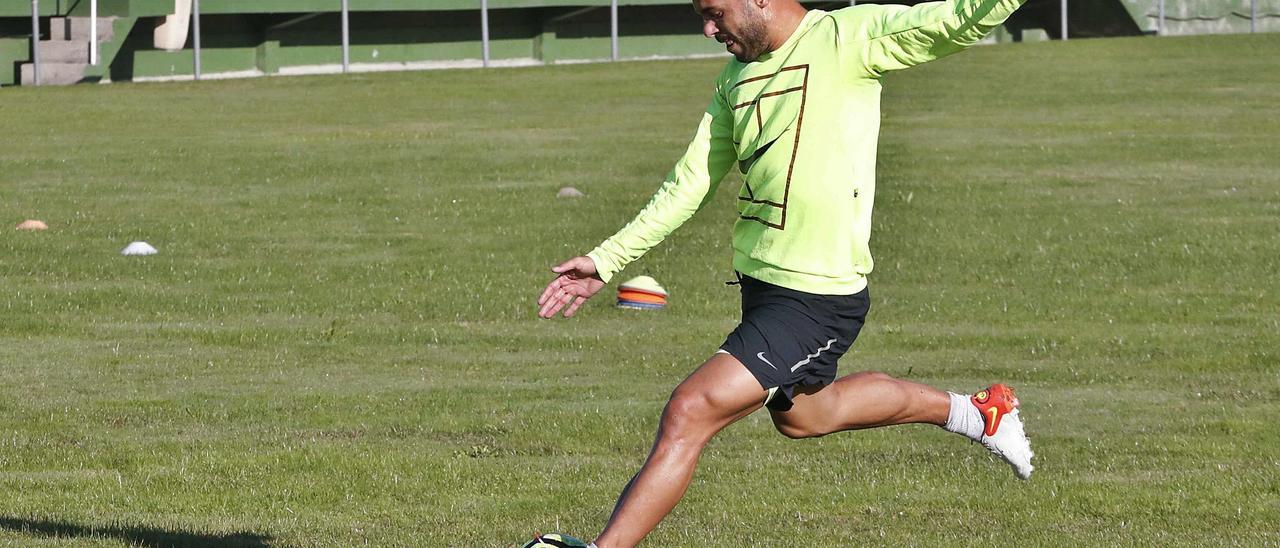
top-left (971, 384), bottom-right (1034, 480)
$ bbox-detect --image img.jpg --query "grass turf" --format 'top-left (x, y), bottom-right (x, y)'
top-left (2, 32), bottom-right (1278, 546)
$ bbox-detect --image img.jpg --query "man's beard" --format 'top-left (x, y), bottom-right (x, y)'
top-left (733, 10), bottom-right (771, 62)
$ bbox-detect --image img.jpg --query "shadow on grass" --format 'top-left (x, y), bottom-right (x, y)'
top-left (0, 516), bottom-right (272, 547)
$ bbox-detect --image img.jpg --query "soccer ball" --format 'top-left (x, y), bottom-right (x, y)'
top-left (521, 533), bottom-right (588, 548)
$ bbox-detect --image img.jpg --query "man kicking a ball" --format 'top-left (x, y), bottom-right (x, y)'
top-left (537, 0), bottom-right (1033, 545)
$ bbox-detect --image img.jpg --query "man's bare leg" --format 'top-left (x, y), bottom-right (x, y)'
top-left (766, 371), bottom-right (1035, 479)
top-left (770, 371), bottom-right (949, 438)
top-left (593, 352), bottom-right (766, 548)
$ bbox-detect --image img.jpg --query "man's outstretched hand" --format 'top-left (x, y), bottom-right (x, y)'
top-left (538, 256), bottom-right (606, 318)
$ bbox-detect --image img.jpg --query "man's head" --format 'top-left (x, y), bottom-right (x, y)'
top-left (694, 0), bottom-right (802, 63)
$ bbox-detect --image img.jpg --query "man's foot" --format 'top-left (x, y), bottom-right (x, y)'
top-left (971, 384), bottom-right (1034, 480)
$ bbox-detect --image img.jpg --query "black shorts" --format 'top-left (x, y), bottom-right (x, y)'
top-left (719, 276), bottom-right (870, 412)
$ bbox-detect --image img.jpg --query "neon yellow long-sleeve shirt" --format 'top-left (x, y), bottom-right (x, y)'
top-left (587, 0), bottom-right (1026, 295)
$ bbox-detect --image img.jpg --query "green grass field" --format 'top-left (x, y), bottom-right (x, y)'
top-left (2, 31), bottom-right (1278, 546)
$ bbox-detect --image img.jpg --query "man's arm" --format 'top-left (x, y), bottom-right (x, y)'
top-left (849, 0), bottom-right (1028, 77)
top-left (537, 91), bottom-right (736, 319)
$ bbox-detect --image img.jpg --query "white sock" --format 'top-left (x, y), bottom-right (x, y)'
top-left (943, 392), bottom-right (985, 441)
top-left (587, 544), bottom-right (599, 548)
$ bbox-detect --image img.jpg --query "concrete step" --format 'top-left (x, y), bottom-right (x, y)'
top-left (49, 16), bottom-right (115, 42)
top-left (20, 62), bottom-right (89, 86)
top-left (35, 40), bottom-right (89, 64)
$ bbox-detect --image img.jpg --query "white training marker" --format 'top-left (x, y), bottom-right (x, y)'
top-left (16, 219), bottom-right (48, 230)
top-left (121, 241), bottom-right (158, 256)
top-left (557, 186), bottom-right (586, 198)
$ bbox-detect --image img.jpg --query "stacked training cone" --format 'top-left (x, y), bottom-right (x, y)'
top-left (616, 276), bottom-right (668, 310)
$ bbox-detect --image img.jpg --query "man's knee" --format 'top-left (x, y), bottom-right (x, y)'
top-left (659, 387), bottom-right (715, 439)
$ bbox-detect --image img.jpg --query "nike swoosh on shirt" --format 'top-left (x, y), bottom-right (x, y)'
top-left (738, 131), bottom-right (787, 174)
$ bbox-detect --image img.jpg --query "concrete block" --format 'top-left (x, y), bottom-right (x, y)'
top-left (20, 62), bottom-right (88, 86)
top-left (71, 16), bottom-right (116, 42)
top-left (49, 16), bottom-right (115, 42)
top-left (36, 40), bottom-right (89, 64)
top-left (49, 17), bottom-right (70, 41)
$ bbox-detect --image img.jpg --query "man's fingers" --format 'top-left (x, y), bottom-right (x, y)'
top-left (553, 256), bottom-right (596, 275)
top-left (551, 258), bottom-right (579, 274)
top-left (541, 287), bottom-right (578, 318)
top-left (539, 291), bottom-right (564, 318)
top-left (563, 295), bottom-right (588, 318)
top-left (541, 288), bottom-right (581, 319)
top-left (538, 259), bottom-right (599, 318)
top-left (537, 278), bottom-right (562, 306)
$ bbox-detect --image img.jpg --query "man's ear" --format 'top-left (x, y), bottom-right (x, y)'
top-left (755, 0), bottom-right (771, 9)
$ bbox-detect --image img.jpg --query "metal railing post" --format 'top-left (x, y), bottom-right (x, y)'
top-left (610, 0), bottom-right (618, 61)
top-left (31, 0), bottom-right (40, 85)
top-left (90, 0), bottom-right (98, 65)
top-left (341, 0), bottom-right (350, 72)
top-left (1157, 0), bottom-right (1164, 36)
top-left (193, 0), bottom-right (202, 80)
top-left (1060, 0), bottom-right (1068, 40)
top-left (481, 0), bottom-right (490, 67)
top-left (1251, 0), bottom-right (1258, 33)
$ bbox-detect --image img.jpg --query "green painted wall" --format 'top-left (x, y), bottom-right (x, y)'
top-left (0, 1), bottom-right (69, 17)
top-left (542, 5), bottom-right (723, 61)
top-left (0, 37), bottom-right (28, 85)
top-left (131, 47), bottom-right (259, 77)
